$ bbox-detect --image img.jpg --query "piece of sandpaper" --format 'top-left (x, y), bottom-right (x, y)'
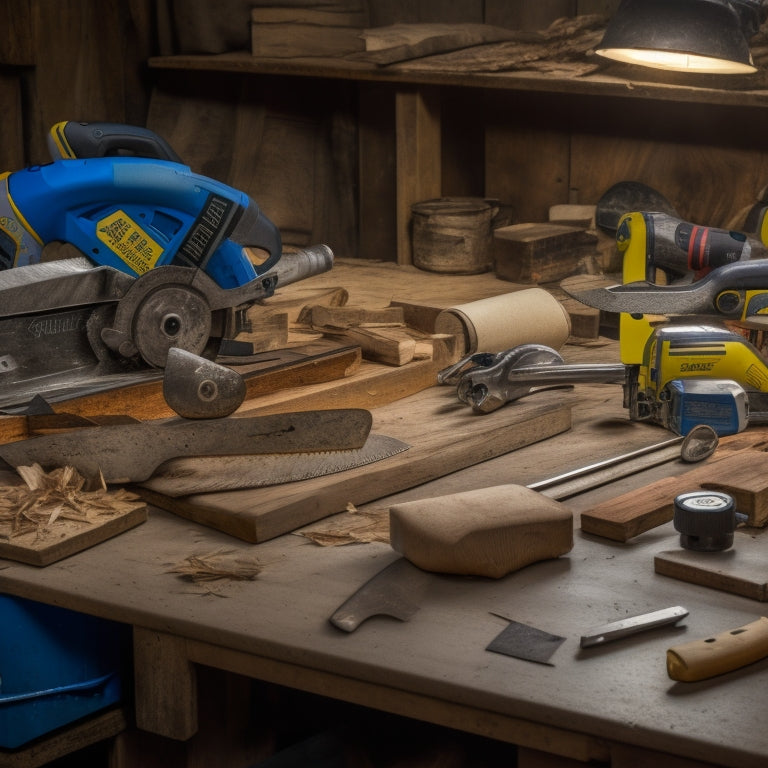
top-left (486, 618), bottom-right (566, 666)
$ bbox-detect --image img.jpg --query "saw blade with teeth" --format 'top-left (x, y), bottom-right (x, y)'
top-left (137, 433), bottom-right (410, 496)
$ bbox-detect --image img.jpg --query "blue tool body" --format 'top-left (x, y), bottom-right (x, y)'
top-left (0, 157), bottom-right (282, 289)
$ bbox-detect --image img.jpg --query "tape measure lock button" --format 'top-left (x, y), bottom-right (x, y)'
top-left (673, 491), bottom-right (747, 552)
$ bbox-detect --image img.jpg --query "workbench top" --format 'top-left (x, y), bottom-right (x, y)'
top-left (0, 262), bottom-right (766, 767)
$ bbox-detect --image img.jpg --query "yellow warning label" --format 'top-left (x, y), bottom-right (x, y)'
top-left (96, 210), bottom-right (164, 274)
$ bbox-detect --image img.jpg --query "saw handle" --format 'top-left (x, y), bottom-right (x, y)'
top-left (48, 121), bottom-right (182, 163)
top-left (666, 616), bottom-right (768, 682)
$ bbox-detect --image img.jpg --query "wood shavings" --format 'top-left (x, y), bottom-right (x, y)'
top-left (300, 507), bottom-right (389, 547)
top-left (0, 463), bottom-right (144, 541)
top-left (167, 549), bottom-right (262, 583)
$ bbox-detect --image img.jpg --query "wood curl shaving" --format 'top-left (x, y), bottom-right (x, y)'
top-left (167, 549), bottom-right (262, 583)
top-left (0, 463), bottom-right (144, 540)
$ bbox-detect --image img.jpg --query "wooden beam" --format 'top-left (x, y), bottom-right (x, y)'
top-left (395, 87), bottom-right (441, 265)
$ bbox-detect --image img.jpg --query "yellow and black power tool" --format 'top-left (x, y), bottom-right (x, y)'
top-left (443, 210), bottom-right (768, 436)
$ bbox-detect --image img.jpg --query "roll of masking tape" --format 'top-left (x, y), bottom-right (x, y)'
top-left (434, 288), bottom-right (571, 354)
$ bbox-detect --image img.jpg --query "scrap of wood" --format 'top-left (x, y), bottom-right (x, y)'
top-left (297, 304), bottom-right (405, 328)
top-left (382, 15), bottom-right (607, 74)
top-left (0, 464), bottom-right (147, 565)
top-left (0, 464), bottom-right (143, 539)
top-left (320, 326), bottom-right (417, 365)
top-left (167, 549), bottom-right (261, 583)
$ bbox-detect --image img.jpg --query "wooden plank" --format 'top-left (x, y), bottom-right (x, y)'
top-left (396, 87), bottom-right (442, 264)
top-left (580, 440), bottom-right (768, 542)
top-left (654, 529), bottom-right (768, 602)
top-left (0, 707), bottom-right (127, 768)
top-left (580, 475), bottom-right (682, 543)
top-left (0, 344), bottom-right (361, 431)
top-left (0, 467), bottom-right (148, 567)
top-left (134, 386), bottom-right (572, 543)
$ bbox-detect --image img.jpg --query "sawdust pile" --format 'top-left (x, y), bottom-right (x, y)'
top-left (0, 464), bottom-right (144, 540)
top-left (299, 504), bottom-right (389, 546)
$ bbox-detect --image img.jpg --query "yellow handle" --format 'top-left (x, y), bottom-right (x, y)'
top-left (667, 616), bottom-right (768, 682)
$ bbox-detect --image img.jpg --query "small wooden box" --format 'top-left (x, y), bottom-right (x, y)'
top-left (493, 222), bottom-right (597, 284)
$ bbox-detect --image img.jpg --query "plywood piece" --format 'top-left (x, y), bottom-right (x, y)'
top-left (136, 387), bottom-right (572, 543)
top-left (654, 528), bottom-right (768, 602)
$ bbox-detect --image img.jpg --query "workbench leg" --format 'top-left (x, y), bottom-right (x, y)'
top-left (395, 86), bottom-right (441, 265)
top-left (133, 627), bottom-right (198, 741)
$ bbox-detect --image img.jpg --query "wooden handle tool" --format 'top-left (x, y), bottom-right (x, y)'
top-left (666, 616), bottom-right (768, 682)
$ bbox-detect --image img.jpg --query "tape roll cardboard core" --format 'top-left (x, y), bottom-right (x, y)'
top-left (434, 288), bottom-right (571, 354)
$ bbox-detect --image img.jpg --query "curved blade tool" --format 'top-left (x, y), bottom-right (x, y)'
top-left (561, 261), bottom-right (768, 320)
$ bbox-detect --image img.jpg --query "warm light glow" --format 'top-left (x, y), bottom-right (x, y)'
top-left (596, 46), bottom-right (757, 73)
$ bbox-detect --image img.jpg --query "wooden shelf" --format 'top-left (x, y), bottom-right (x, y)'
top-left (148, 51), bottom-right (768, 108)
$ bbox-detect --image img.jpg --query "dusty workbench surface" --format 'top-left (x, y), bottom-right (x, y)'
top-left (0, 262), bottom-right (766, 767)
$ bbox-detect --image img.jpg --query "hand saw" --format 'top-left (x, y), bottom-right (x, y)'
top-left (0, 409), bottom-right (374, 483)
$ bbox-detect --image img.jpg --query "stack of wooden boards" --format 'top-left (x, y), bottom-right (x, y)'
top-left (579, 430), bottom-right (768, 601)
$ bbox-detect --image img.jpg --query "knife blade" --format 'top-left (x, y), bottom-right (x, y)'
top-left (0, 409), bottom-right (373, 483)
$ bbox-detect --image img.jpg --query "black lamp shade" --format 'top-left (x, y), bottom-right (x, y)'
top-left (596, 0), bottom-right (758, 73)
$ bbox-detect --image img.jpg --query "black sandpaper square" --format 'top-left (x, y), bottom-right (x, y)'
top-left (486, 619), bottom-right (566, 666)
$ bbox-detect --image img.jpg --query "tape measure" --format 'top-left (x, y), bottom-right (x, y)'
top-left (673, 491), bottom-right (747, 551)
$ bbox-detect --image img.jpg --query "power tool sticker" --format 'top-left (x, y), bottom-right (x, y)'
top-left (97, 210), bottom-right (163, 274)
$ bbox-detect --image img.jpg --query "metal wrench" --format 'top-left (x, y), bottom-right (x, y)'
top-left (439, 344), bottom-right (627, 414)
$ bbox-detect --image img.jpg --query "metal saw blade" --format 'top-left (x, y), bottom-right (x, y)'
top-left (137, 433), bottom-right (410, 496)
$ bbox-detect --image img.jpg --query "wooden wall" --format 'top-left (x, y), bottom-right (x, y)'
top-left (4, 0), bottom-right (768, 265)
top-left (0, 0), bottom-right (154, 169)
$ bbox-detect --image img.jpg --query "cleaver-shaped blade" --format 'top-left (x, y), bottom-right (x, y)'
top-left (329, 558), bottom-right (431, 633)
top-left (0, 409), bottom-right (372, 483)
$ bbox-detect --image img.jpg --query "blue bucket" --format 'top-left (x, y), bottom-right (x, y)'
top-left (0, 594), bottom-right (128, 748)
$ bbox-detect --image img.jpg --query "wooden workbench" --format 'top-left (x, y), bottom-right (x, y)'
top-left (0, 262), bottom-right (767, 767)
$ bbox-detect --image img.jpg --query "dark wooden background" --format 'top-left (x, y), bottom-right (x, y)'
top-left (2, 0), bottom-right (766, 262)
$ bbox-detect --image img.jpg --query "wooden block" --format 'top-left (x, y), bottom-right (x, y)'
top-left (557, 294), bottom-right (600, 340)
top-left (388, 300), bottom-right (444, 334)
top-left (580, 475), bottom-right (683, 543)
top-left (493, 223), bottom-right (597, 284)
top-left (250, 7), bottom-right (367, 58)
top-left (548, 204), bottom-right (596, 229)
top-left (389, 485), bottom-right (573, 578)
top-left (237, 309), bottom-right (289, 352)
top-left (321, 326), bottom-right (417, 365)
top-left (655, 528), bottom-right (768, 602)
top-left (299, 304), bottom-right (405, 327)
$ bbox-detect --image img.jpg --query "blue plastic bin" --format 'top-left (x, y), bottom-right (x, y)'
top-left (0, 594), bottom-right (128, 749)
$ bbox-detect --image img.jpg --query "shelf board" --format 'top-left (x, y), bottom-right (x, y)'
top-left (149, 51), bottom-right (768, 108)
